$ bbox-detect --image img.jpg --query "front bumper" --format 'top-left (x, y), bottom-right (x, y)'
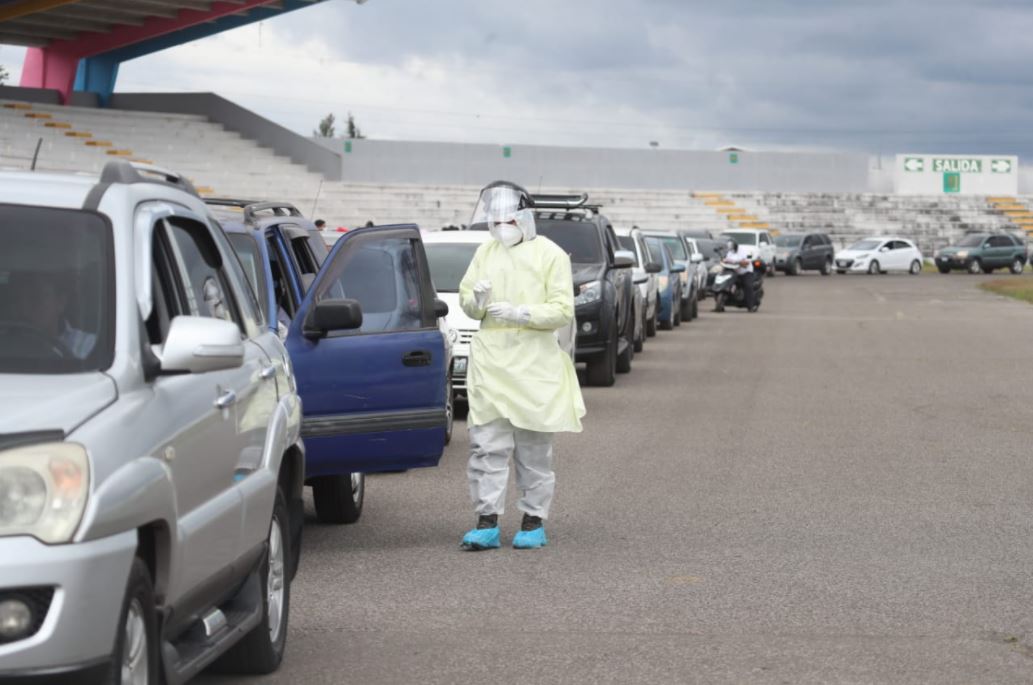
top-left (835, 258), bottom-right (871, 272)
top-left (934, 256), bottom-right (969, 270)
top-left (574, 301), bottom-right (610, 361)
top-left (0, 531), bottom-right (136, 676)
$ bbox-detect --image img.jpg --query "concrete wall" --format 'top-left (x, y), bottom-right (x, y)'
top-left (110, 92), bottom-right (342, 180)
top-left (321, 138), bottom-right (871, 192)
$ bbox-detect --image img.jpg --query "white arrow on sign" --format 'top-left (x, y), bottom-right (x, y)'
top-left (904, 157), bottom-right (924, 172)
top-left (991, 159), bottom-right (1012, 173)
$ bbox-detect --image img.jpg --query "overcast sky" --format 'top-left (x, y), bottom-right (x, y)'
top-left (3, 0), bottom-right (1033, 155)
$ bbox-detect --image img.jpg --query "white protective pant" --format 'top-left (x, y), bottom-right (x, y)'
top-left (468, 418), bottom-right (555, 518)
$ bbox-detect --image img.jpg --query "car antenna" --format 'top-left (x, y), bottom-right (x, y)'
top-left (311, 178), bottom-right (324, 217)
top-left (30, 137), bottom-right (43, 171)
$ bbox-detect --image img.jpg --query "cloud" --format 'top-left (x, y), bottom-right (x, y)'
top-left (7, 0), bottom-right (1033, 155)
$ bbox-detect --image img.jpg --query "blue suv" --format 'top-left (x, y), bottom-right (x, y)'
top-left (208, 200), bottom-right (449, 524)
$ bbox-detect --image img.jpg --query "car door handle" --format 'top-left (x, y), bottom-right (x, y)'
top-left (214, 390), bottom-right (238, 409)
top-left (260, 365), bottom-right (277, 380)
top-left (402, 350), bottom-right (432, 367)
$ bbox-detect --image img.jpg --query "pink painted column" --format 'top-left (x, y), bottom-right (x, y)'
top-left (19, 47), bottom-right (80, 104)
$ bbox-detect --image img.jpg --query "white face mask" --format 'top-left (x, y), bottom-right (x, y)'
top-left (491, 222), bottom-right (524, 247)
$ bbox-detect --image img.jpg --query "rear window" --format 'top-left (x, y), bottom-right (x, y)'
top-left (0, 205), bottom-right (115, 374)
top-left (535, 220), bottom-right (604, 263)
top-left (424, 242), bottom-right (480, 292)
top-left (721, 231), bottom-right (759, 246)
top-left (227, 233), bottom-right (269, 314)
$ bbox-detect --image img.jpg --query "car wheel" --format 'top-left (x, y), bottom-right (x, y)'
top-left (444, 377), bottom-right (454, 445)
top-left (714, 292), bottom-right (726, 312)
top-left (111, 557), bottom-right (159, 685)
top-left (868, 260), bottom-right (880, 275)
top-left (312, 472), bottom-right (364, 524)
top-left (821, 258), bottom-right (832, 276)
top-left (790, 258), bottom-right (802, 276)
top-left (679, 293), bottom-right (692, 321)
top-left (968, 259), bottom-right (982, 274)
top-left (585, 323), bottom-right (617, 387)
top-left (646, 308), bottom-right (658, 337)
top-left (616, 317), bottom-right (633, 374)
top-left (214, 486), bottom-right (291, 675)
top-left (1011, 257), bottom-right (1025, 275)
top-left (909, 259), bottom-right (922, 275)
top-left (633, 312), bottom-right (644, 352)
top-left (836, 270), bottom-right (846, 275)
top-left (691, 292), bottom-right (699, 319)
top-left (937, 265), bottom-right (950, 274)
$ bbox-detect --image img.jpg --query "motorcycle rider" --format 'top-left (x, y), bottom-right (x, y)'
top-left (723, 238), bottom-right (757, 312)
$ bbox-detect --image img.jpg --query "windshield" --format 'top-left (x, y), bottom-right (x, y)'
top-left (721, 231), bottom-right (758, 246)
top-left (616, 235), bottom-right (642, 265)
top-left (535, 220), bottom-right (604, 263)
top-left (848, 239), bottom-right (882, 251)
top-left (775, 235), bottom-right (803, 247)
top-left (956, 235), bottom-right (986, 247)
top-left (0, 205), bottom-right (114, 374)
top-left (643, 237), bottom-right (668, 269)
top-left (227, 233), bottom-right (269, 314)
top-left (658, 236), bottom-right (687, 260)
top-left (424, 242), bottom-right (480, 292)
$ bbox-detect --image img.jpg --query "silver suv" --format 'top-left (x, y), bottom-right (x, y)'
top-left (0, 162), bottom-right (304, 684)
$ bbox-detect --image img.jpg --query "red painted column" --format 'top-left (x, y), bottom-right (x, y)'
top-left (19, 47), bottom-right (80, 104)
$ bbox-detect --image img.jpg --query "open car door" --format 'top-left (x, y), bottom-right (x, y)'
top-left (287, 224), bottom-right (447, 475)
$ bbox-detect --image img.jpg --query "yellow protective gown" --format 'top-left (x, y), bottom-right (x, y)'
top-left (459, 236), bottom-right (586, 433)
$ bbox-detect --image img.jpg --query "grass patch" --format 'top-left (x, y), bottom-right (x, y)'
top-left (980, 278), bottom-right (1033, 304)
top-left (922, 260), bottom-right (941, 273)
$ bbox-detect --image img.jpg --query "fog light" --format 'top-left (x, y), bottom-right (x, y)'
top-left (581, 322), bottom-right (592, 332)
top-left (0, 599), bottom-right (32, 640)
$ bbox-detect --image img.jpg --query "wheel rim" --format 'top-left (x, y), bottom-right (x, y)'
top-left (1015, 259), bottom-right (1023, 273)
top-left (121, 599), bottom-right (149, 685)
top-left (267, 516), bottom-right (286, 644)
top-left (351, 472), bottom-right (364, 506)
top-left (911, 261), bottom-right (920, 274)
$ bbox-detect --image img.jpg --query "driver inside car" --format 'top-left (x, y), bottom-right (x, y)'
top-left (12, 271), bottom-right (96, 360)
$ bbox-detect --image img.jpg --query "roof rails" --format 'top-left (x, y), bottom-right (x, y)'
top-left (99, 160), bottom-right (198, 197)
top-left (531, 193), bottom-right (590, 209)
top-left (203, 198), bottom-right (304, 225)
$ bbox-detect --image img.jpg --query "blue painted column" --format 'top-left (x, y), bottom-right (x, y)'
top-left (73, 55), bottom-right (120, 106)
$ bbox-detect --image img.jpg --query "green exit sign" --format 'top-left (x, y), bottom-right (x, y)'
top-left (502, 146), bottom-right (512, 158)
top-left (344, 140), bottom-right (352, 154)
top-left (943, 172), bottom-right (961, 193)
top-left (729, 152), bottom-right (739, 164)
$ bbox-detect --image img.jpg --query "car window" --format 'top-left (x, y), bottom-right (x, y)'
top-left (0, 205), bottom-right (114, 374)
top-left (227, 233), bottom-right (269, 327)
top-left (535, 219), bottom-right (604, 263)
top-left (721, 231), bottom-right (758, 246)
top-left (616, 235), bottom-right (642, 265)
top-left (315, 235), bottom-right (428, 334)
top-left (164, 218), bottom-right (243, 332)
top-left (658, 236), bottom-right (687, 260)
top-left (424, 242), bottom-right (480, 293)
top-left (759, 233), bottom-right (771, 245)
top-left (989, 236), bottom-right (1010, 248)
top-left (267, 237), bottom-right (297, 319)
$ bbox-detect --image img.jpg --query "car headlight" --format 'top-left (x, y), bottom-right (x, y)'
top-left (0, 443), bottom-right (88, 544)
top-left (956, 250), bottom-right (969, 259)
top-left (574, 280), bottom-right (603, 306)
top-left (658, 275), bottom-right (669, 289)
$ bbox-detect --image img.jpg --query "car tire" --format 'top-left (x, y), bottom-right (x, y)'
top-left (836, 270), bottom-right (846, 275)
top-left (586, 323), bottom-right (617, 387)
top-left (214, 487), bottom-right (291, 675)
top-left (868, 260), bottom-right (880, 275)
top-left (633, 312), bottom-right (644, 352)
top-left (646, 308), bottom-right (657, 337)
top-left (691, 292), bottom-right (699, 319)
top-left (714, 292), bottom-right (726, 312)
top-left (937, 265), bottom-right (950, 274)
top-left (659, 305), bottom-right (673, 331)
top-left (790, 258), bottom-right (802, 276)
top-left (616, 318), bottom-right (633, 374)
top-left (909, 260), bottom-right (922, 275)
top-left (679, 294), bottom-right (692, 321)
top-left (821, 258), bottom-right (832, 276)
top-left (1011, 257), bottom-right (1025, 275)
top-left (968, 259), bottom-right (982, 275)
top-left (110, 557), bottom-right (160, 685)
top-left (444, 376), bottom-right (454, 446)
top-left (312, 473), bottom-right (364, 525)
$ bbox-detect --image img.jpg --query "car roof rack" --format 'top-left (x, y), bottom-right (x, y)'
top-left (99, 160), bottom-right (198, 197)
top-left (531, 193), bottom-right (590, 209)
top-left (204, 198), bottom-right (304, 225)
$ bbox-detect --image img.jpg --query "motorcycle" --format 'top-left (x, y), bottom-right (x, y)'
top-left (708, 259), bottom-right (765, 312)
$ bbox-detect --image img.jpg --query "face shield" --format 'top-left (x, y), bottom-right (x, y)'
top-left (472, 185), bottom-right (537, 247)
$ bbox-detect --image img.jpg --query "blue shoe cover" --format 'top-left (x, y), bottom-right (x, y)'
top-left (512, 527), bottom-right (548, 549)
top-left (460, 526), bottom-right (500, 551)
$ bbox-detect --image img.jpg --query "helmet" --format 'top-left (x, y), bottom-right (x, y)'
top-left (726, 238), bottom-right (738, 252)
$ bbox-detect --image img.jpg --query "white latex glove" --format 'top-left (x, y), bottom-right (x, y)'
top-left (486, 302), bottom-right (531, 325)
top-left (473, 280), bottom-right (492, 309)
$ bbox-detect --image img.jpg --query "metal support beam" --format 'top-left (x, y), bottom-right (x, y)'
top-left (0, 0), bottom-right (80, 23)
top-left (19, 46), bottom-right (79, 103)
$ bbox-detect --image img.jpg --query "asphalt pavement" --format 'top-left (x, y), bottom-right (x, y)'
top-left (201, 273), bottom-right (1033, 685)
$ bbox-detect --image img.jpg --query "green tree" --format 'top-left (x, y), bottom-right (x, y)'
top-left (315, 112), bottom-right (335, 138)
top-left (0, 65), bottom-right (9, 86)
top-left (346, 112), bottom-right (365, 139)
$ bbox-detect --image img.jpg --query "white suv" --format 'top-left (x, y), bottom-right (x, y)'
top-left (720, 229), bottom-right (776, 274)
top-left (0, 162), bottom-right (303, 684)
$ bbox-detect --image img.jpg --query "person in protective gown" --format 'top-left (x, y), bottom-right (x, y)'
top-left (458, 181), bottom-right (586, 550)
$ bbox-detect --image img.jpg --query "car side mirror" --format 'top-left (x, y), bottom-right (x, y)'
top-left (633, 274), bottom-right (649, 284)
top-left (690, 253), bottom-right (704, 264)
top-left (645, 261), bottom-right (662, 273)
top-left (304, 298), bottom-right (363, 339)
top-left (670, 264), bottom-right (686, 274)
top-left (879, 246), bottom-right (889, 253)
top-left (160, 315), bottom-right (244, 374)
top-left (434, 298), bottom-right (449, 318)
top-left (613, 250), bottom-right (635, 268)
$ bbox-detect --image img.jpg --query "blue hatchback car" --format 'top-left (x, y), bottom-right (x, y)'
top-left (210, 200), bottom-right (449, 524)
top-left (643, 236), bottom-right (685, 331)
